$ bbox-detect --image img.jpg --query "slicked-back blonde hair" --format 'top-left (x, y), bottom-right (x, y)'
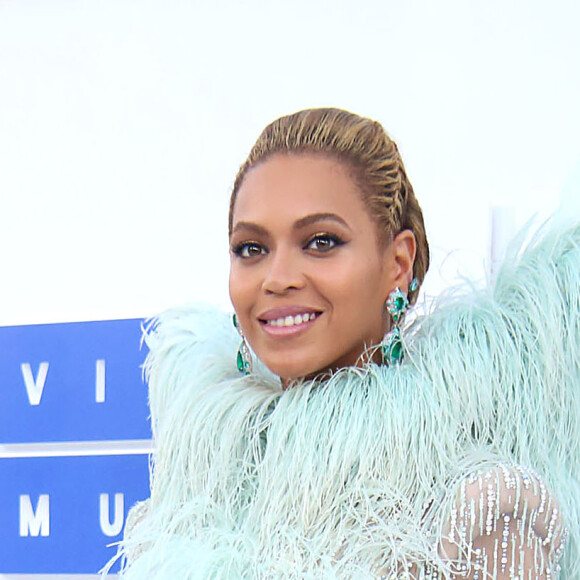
top-left (229, 108), bottom-right (429, 301)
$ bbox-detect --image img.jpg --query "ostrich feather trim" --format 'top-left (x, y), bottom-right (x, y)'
top-left (109, 223), bottom-right (580, 579)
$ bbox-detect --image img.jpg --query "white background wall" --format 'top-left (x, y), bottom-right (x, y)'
top-left (1, 0), bottom-right (579, 326)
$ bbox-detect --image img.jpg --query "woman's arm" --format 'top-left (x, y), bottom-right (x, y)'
top-left (440, 465), bottom-right (566, 579)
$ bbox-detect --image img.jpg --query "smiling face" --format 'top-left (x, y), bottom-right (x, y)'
top-left (229, 153), bottom-right (415, 386)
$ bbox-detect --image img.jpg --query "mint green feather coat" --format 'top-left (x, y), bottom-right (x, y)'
top-left (112, 224), bottom-right (580, 579)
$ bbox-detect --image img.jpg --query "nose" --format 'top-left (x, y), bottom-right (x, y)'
top-left (261, 247), bottom-right (306, 295)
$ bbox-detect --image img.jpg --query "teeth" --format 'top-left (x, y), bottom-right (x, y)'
top-left (266, 312), bottom-right (318, 327)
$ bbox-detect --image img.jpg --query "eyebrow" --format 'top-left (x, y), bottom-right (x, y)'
top-left (294, 213), bottom-right (351, 231)
top-left (231, 213), bottom-right (351, 236)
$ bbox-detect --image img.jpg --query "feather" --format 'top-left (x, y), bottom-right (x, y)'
top-left (109, 223), bottom-right (580, 579)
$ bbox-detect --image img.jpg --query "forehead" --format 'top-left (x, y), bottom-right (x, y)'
top-left (233, 153), bottom-right (371, 226)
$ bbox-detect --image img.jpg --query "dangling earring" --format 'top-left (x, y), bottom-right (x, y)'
top-left (233, 314), bottom-right (252, 375)
top-left (382, 278), bottom-right (418, 366)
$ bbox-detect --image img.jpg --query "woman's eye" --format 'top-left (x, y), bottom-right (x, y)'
top-left (305, 234), bottom-right (342, 253)
top-left (233, 242), bottom-right (266, 258)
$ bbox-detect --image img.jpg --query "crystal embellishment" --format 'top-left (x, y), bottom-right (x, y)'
top-left (382, 326), bottom-right (404, 366)
top-left (386, 287), bottom-right (409, 323)
top-left (233, 313), bottom-right (252, 375)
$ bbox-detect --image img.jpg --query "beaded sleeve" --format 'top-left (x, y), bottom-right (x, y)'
top-left (436, 464), bottom-right (567, 579)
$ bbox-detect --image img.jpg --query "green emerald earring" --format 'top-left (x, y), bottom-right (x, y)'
top-left (382, 280), bottom-right (417, 366)
top-left (386, 286), bottom-right (409, 324)
top-left (382, 325), bottom-right (404, 366)
top-left (232, 314), bottom-right (252, 375)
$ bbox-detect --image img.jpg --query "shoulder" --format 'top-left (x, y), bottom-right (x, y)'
top-left (142, 305), bottom-right (239, 402)
top-left (143, 304), bottom-right (235, 362)
top-left (439, 464), bottom-right (567, 579)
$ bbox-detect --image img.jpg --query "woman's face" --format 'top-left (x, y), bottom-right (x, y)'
top-left (229, 153), bottom-right (415, 386)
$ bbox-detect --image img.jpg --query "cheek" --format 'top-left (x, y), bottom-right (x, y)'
top-left (228, 263), bottom-right (247, 313)
top-left (228, 264), bottom-right (237, 305)
top-left (229, 263), bottom-right (260, 322)
top-left (322, 255), bottom-right (386, 297)
top-left (315, 259), bottom-right (387, 318)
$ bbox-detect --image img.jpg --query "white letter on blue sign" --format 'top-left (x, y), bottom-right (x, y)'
top-left (100, 493), bottom-right (124, 537)
top-left (19, 494), bottom-right (50, 537)
top-left (21, 362), bottom-right (49, 406)
top-left (96, 359), bottom-right (106, 403)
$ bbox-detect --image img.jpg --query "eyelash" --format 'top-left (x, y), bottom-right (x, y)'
top-left (231, 241), bottom-right (265, 259)
top-left (304, 233), bottom-right (345, 252)
top-left (232, 233), bottom-right (345, 259)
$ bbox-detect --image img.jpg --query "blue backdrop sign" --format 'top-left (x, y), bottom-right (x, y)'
top-left (0, 454), bottom-right (150, 573)
top-left (0, 318), bottom-right (154, 575)
top-left (0, 319), bottom-right (150, 443)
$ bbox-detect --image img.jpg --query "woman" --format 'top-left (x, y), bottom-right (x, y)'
top-left (114, 109), bottom-right (577, 578)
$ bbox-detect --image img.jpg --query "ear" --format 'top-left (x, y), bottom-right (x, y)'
top-left (386, 229), bottom-right (416, 292)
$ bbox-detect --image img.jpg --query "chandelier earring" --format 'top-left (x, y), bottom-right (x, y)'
top-left (382, 278), bottom-right (418, 366)
top-left (232, 313), bottom-right (252, 375)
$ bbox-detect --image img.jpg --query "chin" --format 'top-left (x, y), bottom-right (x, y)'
top-left (261, 354), bottom-right (329, 384)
